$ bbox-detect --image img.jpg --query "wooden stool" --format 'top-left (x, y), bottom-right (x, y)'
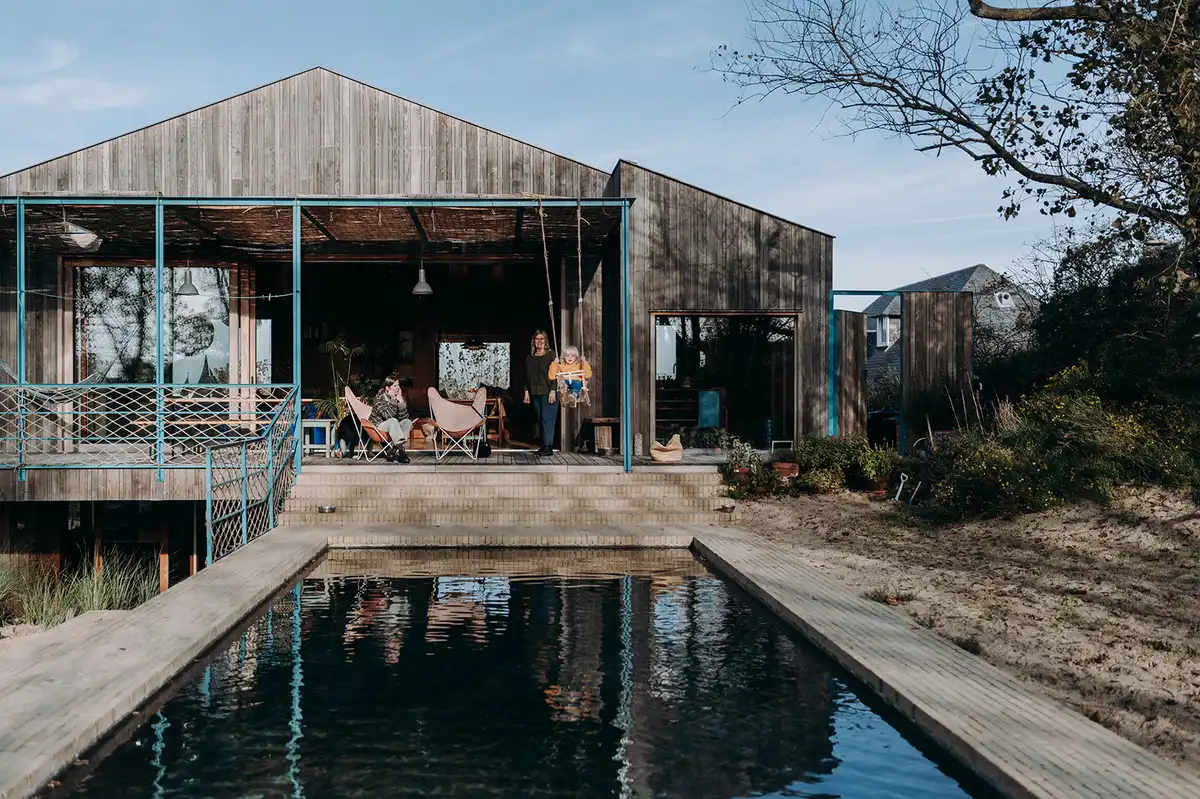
top-left (590, 417), bottom-right (620, 455)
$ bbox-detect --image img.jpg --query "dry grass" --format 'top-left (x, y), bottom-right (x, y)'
top-left (0, 551), bottom-right (158, 629)
top-left (740, 488), bottom-right (1200, 774)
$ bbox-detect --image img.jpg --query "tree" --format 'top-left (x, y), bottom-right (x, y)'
top-left (715, 0), bottom-right (1200, 251)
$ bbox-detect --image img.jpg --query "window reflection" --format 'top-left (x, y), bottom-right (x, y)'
top-left (654, 314), bottom-right (796, 446)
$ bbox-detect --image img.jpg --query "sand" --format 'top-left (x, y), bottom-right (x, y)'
top-left (738, 488), bottom-right (1200, 774)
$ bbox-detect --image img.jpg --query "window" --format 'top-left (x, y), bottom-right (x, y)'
top-left (876, 316), bottom-right (900, 348)
top-left (653, 314), bottom-right (796, 446)
top-left (438, 341), bottom-right (510, 399)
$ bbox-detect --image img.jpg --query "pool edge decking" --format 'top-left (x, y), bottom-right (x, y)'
top-left (691, 529), bottom-right (1200, 799)
top-left (2, 525), bottom-right (1199, 799)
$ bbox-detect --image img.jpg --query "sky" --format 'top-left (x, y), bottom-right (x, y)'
top-left (0, 0), bottom-right (1061, 306)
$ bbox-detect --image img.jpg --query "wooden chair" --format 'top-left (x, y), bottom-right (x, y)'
top-left (344, 387), bottom-right (400, 462)
top-left (427, 387), bottom-right (486, 461)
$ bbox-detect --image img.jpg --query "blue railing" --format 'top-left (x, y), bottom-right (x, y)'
top-left (0, 383), bottom-right (296, 470)
top-left (205, 386), bottom-right (299, 564)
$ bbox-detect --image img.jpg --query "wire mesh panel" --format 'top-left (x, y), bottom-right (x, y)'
top-left (206, 388), bottom-right (298, 563)
top-left (0, 383), bottom-right (294, 468)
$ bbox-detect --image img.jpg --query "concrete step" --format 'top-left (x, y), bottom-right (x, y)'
top-left (285, 496), bottom-right (729, 513)
top-left (279, 510), bottom-right (740, 527)
top-left (286, 479), bottom-right (724, 499)
top-left (291, 473), bottom-right (725, 487)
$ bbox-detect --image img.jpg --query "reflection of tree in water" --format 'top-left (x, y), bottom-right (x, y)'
top-left (665, 316), bottom-right (796, 441)
top-left (627, 578), bottom-right (838, 798)
top-left (439, 343), bottom-right (510, 399)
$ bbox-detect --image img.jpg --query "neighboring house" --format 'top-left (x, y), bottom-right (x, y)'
top-left (863, 264), bottom-right (1038, 386)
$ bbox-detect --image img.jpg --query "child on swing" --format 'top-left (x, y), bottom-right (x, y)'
top-left (548, 345), bottom-right (592, 408)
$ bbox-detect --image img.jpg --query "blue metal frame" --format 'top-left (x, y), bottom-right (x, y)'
top-left (154, 200), bottom-right (166, 481)
top-left (286, 582), bottom-right (304, 798)
top-left (620, 203), bottom-right (632, 472)
top-left (15, 199), bottom-right (26, 482)
top-left (292, 202), bottom-right (303, 475)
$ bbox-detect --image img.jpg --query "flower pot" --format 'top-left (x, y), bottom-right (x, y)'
top-left (733, 467), bottom-right (750, 483)
top-left (772, 462), bottom-right (799, 479)
top-left (862, 475), bottom-right (890, 492)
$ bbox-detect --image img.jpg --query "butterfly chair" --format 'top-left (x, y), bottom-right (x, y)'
top-left (344, 386), bottom-right (401, 462)
top-left (427, 387), bottom-right (487, 461)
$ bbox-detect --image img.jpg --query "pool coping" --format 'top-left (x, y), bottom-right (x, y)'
top-left (0, 524), bottom-right (1197, 799)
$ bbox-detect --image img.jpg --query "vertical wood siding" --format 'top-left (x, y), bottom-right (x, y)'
top-left (901, 292), bottom-right (974, 435)
top-left (0, 69), bottom-right (609, 197)
top-left (835, 310), bottom-right (867, 438)
top-left (617, 162), bottom-right (833, 451)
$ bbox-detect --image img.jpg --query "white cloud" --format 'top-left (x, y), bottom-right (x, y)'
top-left (0, 39), bottom-right (78, 77)
top-left (0, 77), bottom-right (148, 111)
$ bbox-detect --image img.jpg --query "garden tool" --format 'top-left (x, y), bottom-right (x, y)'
top-left (893, 473), bottom-right (909, 502)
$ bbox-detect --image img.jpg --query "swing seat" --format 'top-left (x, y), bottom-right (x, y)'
top-left (555, 368), bottom-right (591, 407)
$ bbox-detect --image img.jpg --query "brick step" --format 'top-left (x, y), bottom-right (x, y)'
top-left (287, 485), bottom-right (725, 501)
top-left (279, 511), bottom-right (740, 527)
top-left (285, 496), bottom-right (729, 513)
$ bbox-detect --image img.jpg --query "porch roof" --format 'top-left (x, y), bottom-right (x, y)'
top-left (0, 196), bottom-right (630, 257)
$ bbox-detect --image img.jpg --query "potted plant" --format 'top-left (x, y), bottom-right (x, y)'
top-left (724, 437), bottom-right (761, 483)
top-left (856, 445), bottom-right (901, 491)
top-left (771, 450), bottom-right (800, 480)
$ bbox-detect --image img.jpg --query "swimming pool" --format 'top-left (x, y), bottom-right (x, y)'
top-left (53, 550), bottom-right (995, 798)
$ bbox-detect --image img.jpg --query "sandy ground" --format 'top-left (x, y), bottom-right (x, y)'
top-left (739, 488), bottom-right (1200, 774)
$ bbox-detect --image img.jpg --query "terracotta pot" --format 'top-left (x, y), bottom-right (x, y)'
top-left (772, 462), bottom-right (799, 479)
top-left (858, 474), bottom-right (890, 492)
top-left (733, 467), bottom-right (751, 483)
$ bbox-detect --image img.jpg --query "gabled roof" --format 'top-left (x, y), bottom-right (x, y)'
top-left (861, 264), bottom-right (1004, 317)
top-left (0, 67), bottom-right (609, 197)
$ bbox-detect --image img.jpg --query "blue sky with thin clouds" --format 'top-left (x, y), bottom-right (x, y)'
top-left (0, 0), bottom-right (1059, 301)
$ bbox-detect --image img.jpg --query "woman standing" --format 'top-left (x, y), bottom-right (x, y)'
top-left (523, 330), bottom-right (557, 456)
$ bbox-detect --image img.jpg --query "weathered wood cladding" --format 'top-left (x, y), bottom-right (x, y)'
top-left (835, 310), bottom-right (867, 438)
top-left (0, 68), bottom-right (610, 198)
top-left (0, 467), bottom-right (205, 502)
top-left (901, 292), bottom-right (974, 435)
top-left (614, 162), bottom-right (832, 450)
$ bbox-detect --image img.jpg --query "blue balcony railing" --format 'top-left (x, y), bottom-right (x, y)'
top-left (205, 387), bottom-right (299, 563)
top-left (0, 383), bottom-right (296, 469)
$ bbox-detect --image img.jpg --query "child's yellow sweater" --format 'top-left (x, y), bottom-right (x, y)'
top-left (548, 358), bottom-right (592, 380)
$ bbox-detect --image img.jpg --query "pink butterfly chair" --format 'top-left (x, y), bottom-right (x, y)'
top-left (426, 387), bottom-right (487, 461)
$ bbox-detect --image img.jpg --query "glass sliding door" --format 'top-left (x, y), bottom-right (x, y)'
top-left (653, 313), bottom-right (797, 447)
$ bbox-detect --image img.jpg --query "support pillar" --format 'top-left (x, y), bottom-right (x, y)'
top-left (292, 203), bottom-right (302, 475)
top-left (620, 202), bottom-right (632, 472)
top-left (158, 507), bottom-right (170, 593)
top-left (15, 199), bottom-right (25, 480)
top-left (154, 200), bottom-right (165, 481)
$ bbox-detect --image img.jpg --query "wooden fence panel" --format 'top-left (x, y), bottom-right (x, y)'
top-left (835, 310), bottom-right (867, 438)
top-left (901, 292), bottom-right (974, 439)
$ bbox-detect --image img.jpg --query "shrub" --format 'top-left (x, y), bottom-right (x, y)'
top-left (912, 366), bottom-right (1200, 520)
top-left (791, 436), bottom-right (868, 473)
top-left (797, 467), bottom-right (845, 494)
top-left (685, 427), bottom-right (733, 449)
top-left (857, 445), bottom-right (902, 481)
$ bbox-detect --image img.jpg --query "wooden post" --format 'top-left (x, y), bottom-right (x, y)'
top-left (92, 502), bottom-right (103, 575)
top-left (190, 503), bottom-right (198, 577)
top-left (158, 507), bottom-right (170, 593)
top-left (559, 253), bottom-right (570, 452)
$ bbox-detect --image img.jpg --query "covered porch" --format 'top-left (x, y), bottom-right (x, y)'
top-left (0, 195), bottom-right (634, 503)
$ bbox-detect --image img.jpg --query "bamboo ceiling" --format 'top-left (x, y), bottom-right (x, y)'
top-left (0, 203), bottom-right (621, 255)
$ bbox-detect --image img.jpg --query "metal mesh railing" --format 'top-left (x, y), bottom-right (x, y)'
top-left (205, 387), bottom-right (298, 564)
top-left (0, 383), bottom-right (295, 468)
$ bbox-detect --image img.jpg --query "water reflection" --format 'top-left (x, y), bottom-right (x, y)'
top-left (61, 553), bottom-right (984, 798)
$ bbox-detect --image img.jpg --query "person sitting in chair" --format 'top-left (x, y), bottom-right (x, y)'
top-left (548, 346), bottom-right (592, 408)
top-left (369, 375), bottom-right (411, 463)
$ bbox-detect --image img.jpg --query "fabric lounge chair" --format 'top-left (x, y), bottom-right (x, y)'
top-left (345, 387), bottom-right (401, 462)
top-left (427, 387), bottom-right (487, 461)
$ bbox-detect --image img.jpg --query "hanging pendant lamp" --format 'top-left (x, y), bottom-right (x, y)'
top-left (412, 261), bottom-right (433, 295)
top-left (177, 261), bottom-right (199, 296)
top-left (463, 336), bottom-right (485, 351)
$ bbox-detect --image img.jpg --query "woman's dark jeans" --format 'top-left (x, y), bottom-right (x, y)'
top-left (531, 394), bottom-right (558, 448)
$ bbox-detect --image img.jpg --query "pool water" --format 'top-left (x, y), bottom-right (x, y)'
top-left (59, 552), bottom-right (993, 798)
